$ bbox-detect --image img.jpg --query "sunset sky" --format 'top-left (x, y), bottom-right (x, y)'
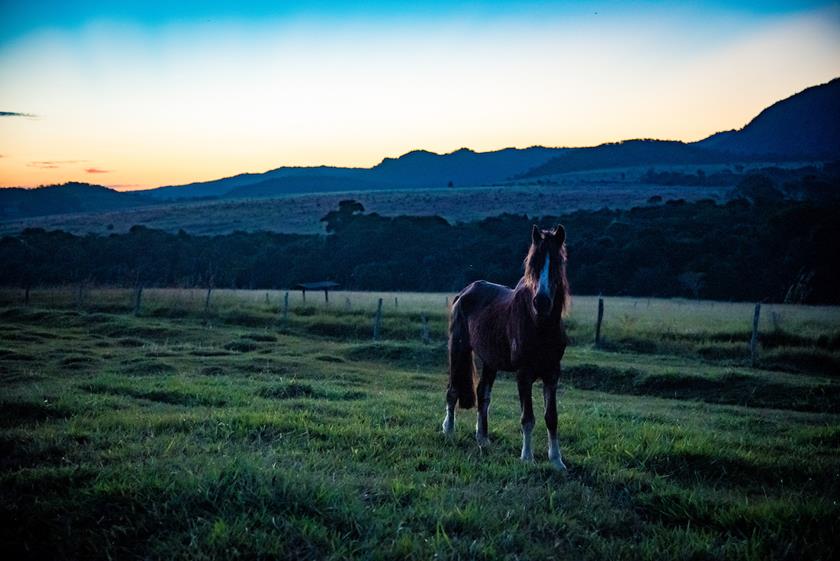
top-left (1, 1), bottom-right (839, 190)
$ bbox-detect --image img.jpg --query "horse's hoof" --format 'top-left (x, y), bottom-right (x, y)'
top-left (475, 434), bottom-right (491, 447)
top-left (520, 454), bottom-right (535, 464)
top-left (442, 422), bottom-right (454, 436)
top-left (549, 458), bottom-right (567, 471)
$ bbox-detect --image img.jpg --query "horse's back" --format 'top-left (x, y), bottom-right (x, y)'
top-left (453, 280), bottom-right (513, 315)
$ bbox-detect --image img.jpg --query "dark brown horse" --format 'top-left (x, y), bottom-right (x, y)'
top-left (442, 224), bottom-right (569, 469)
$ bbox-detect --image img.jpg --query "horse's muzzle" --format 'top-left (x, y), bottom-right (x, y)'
top-left (533, 293), bottom-right (552, 318)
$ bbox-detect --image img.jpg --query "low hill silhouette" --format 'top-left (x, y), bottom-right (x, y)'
top-left (0, 183), bottom-right (155, 219)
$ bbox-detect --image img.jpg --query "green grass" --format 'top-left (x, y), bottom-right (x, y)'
top-left (1, 291), bottom-right (839, 560)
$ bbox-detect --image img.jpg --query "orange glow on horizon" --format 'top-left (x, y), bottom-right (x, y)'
top-left (1, 8), bottom-right (839, 191)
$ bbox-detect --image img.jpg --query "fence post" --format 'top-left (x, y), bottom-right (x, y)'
top-left (595, 297), bottom-right (604, 347)
top-left (203, 286), bottom-right (213, 325)
top-left (265, 292), bottom-right (270, 305)
top-left (394, 296), bottom-right (398, 309)
top-left (750, 303), bottom-right (761, 368)
top-left (283, 291), bottom-right (289, 322)
top-left (421, 313), bottom-right (430, 344)
top-left (133, 284), bottom-right (143, 316)
top-left (373, 298), bottom-right (383, 341)
top-left (345, 297), bottom-right (352, 310)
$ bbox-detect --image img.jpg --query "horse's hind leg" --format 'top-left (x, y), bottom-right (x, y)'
top-left (475, 365), bottom-right (497, 447)
top-left (517, 371), bottom-right (535, 462)
top-left (543, 378), bottom-right (567, 470)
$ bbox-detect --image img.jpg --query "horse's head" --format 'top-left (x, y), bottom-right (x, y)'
top-left (524, 224), bottom-right (568, 322)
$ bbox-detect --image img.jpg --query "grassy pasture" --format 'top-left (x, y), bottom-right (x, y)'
top-left (1, 289), bottom-right (839, 560)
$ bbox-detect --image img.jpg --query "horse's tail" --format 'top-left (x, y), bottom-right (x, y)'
top-left (447, 297), bottom-right (476, 409)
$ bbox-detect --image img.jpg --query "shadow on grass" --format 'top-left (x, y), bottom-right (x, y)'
top-left (565, 364), bottom-right (840, 413)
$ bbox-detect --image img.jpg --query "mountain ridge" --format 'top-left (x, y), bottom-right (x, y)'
top-left (2, 77), bottom-right (838, 218)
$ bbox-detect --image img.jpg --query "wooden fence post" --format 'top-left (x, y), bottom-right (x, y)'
top-left (394, 296), bottom-right (398, 309)
top-left (750, 303), bottom-right (761, 368)
top-left (595, 297), bottom-right (604, 347)
top-left (265, 292), bottom-right (270, 305)
top-left (76, 280), bottom-right (85, 310)
top-left (421, 313), bottom-right (430, 344)
top-left (203, 286), bottom-right (213, 325)
top-left (133, 284), bottom-right (143, 316)
top-left (373, 298), bottom-right (383, 341)
top-left (283, 291), bottom-right (289, 322)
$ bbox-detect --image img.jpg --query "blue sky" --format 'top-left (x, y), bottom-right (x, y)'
top-left (2, 0), bottom-right (835, 42)
top-left (1, 1), bottom-right (838, 188)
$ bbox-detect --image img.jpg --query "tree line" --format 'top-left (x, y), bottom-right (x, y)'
top-left (1, 195), bottom-right (838, 304)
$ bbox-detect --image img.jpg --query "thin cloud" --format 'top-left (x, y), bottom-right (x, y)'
top-left (0, 111), bottom-right (37, 118)
top-left (28, 160), bottom-right (87, 169)
top-left (85, 168), bottom-right (111, 174)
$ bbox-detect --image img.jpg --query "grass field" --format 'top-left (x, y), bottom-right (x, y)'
top-left (1, 289), bottom-right (839, 560)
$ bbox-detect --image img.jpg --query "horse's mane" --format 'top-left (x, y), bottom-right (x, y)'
top-left (522, 239), bottom-right (570, 316)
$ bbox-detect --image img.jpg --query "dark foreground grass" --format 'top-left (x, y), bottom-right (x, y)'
top-left (1, 302), bottom-right (839, 560)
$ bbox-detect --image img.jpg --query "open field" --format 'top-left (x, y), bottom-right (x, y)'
top-left (1, 289), bottom-right (839, 560)
top-left (0, 182), bottom-right (728, 236)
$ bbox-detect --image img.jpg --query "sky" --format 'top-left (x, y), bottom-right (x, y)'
top-left (1, 1), bottom-right (839, 190)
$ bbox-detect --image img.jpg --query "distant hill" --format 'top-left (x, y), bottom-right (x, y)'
top-left (148, 166), bottom-right (369, 200)
top-left (516, 139), bottom-right (753, 178)
top-left (369, 146), bottom-right (567, 187)
top-left (3, 77), bottom-right (837, 215)
top-left (143, 146), bottom-right (568, 200)
top-left (142, 77), bottom-right (838, 200)
top-left (697, 77), bottom-right (840, 158)
top-left (0, 183), bottom-right (156, 220)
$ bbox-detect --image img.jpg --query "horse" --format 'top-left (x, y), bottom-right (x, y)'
top-left (442, 224), bottom-right (570, 469)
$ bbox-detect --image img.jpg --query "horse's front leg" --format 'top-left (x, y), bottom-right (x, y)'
top-left (475, 366), bottom-right (497, 447)
top-left (442, 387), bottom-right (457, 436)
top-left (517, 371), bottom-right (535, 462)
top-left (543, 378), bottom-right (567, 470)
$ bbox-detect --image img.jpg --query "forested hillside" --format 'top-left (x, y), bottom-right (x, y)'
top-left (3, 192), bottom-right (838, 303)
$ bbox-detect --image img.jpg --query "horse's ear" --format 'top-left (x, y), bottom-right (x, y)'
top-left (531, 224), bottom-right (541, 244)
top-left (553, 225), bottom-right (566, 245)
